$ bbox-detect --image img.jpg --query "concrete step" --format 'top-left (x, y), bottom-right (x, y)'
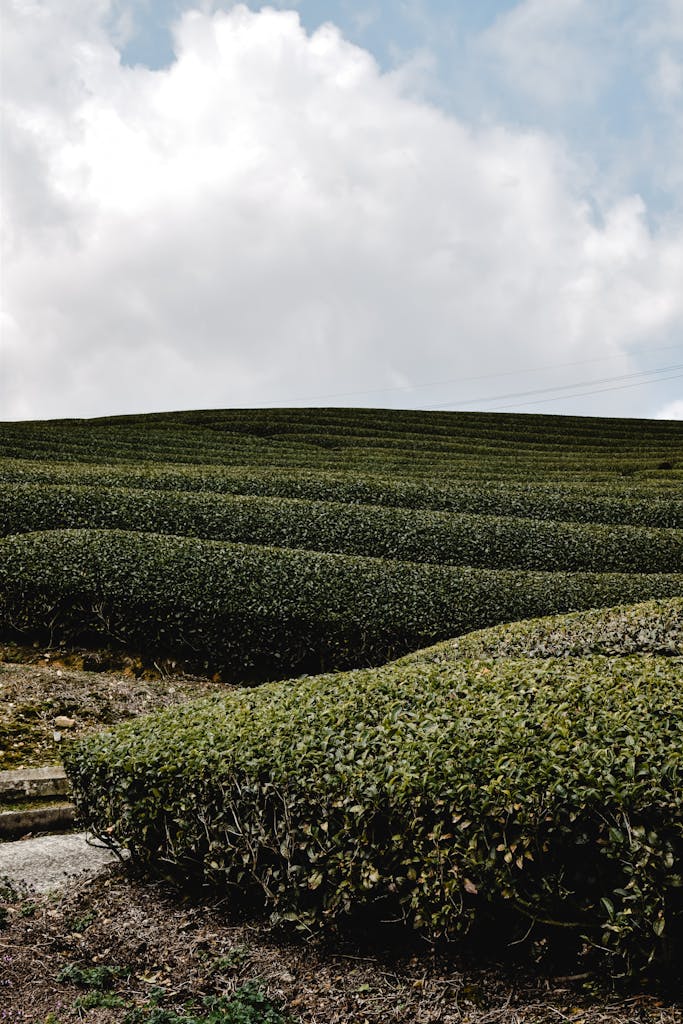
top-left (0, 767), bottom-right (75, 839)
top-left (0, 831), bottom-right (122, 893)
top-left (0, 766), bottom-right (70, 802)
top-left (0, 803), bottom-right (77, 839)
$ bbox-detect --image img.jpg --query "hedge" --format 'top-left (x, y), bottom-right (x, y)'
top-left (1, 464), bottom-right (681, 527)
top-left (65, 652), bottom-right (683, 976)
top-left (2, 484), bottom-right (682, 573)
top-left (1, 529), bottom-right (681, 677)
top-left (399, 597), bottom-right (683, 665)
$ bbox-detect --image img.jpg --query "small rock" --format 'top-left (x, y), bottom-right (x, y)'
top-left (54, 716), bottom-right (76, 729)
top-left (53, 731), bottom-right (62, 742)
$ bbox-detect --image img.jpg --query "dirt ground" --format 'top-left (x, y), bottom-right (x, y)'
top-left (1, 644), bottom-right (681, 1023)
top-left (2, 864), bottom-right (682, 1024)
top-left (0, 645), bottom-right (229, 772)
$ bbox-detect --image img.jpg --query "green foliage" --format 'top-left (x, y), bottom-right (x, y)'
top-left (57, 962), bottom-right (128, 990)
top-left (123, 984), bottom-right (288, 1024)
top-left (399, 597), bottom-right (683, 665)
top-left (2, 483), bottom-right (682, 572)
top-left (67, 910), bottom-right (97, 933)
top-left (73, 990), bottom-right (127, 1009)
top-left (3, 407), bottom-right (683, 982)
top-left (0, 529), bottom-right (680, 676)
top-left (0, 877), bottom-right (19, 929)
top-left (2, 463), bottom-right (681, 527)
top-left (66, 646), bottom-right (683, 977)
top-left (202, 986), bottom-right (289, 1024)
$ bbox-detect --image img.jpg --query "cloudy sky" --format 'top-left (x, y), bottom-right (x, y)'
top-left (2, 0), bottom-right (683, 421)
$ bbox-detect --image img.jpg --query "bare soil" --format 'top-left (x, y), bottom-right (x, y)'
top-left (0, 644), bottom-right (229, 772)
top-left (2, 866), bottom-right (681, 1024)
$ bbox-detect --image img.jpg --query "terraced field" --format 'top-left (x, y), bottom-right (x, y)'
top-left (1, 408), bottom-right (682, 675)
top-left (1, 407), bottom-right (682, 989)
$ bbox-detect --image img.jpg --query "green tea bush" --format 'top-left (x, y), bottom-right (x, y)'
top-left (2, 484), bottom-right (682, 573)
top-left (65, 653), bottom-right (683, 976)
top-left (1, 529), bottom-right (681, 676)
top-left (2, 463), bottom-right (682, 527)
top-left (399, 597), bottom-right (683, 665)
top-left (2, 406), bottom-right (680, 477)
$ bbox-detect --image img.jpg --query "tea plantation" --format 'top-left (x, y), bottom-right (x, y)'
top-left (1, 406), bottom-right (682, 977)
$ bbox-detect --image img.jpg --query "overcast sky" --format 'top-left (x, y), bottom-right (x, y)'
top-left (2, 0), bottom-right (683, 422)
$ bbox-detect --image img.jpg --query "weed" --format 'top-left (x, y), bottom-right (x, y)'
top-left (209, 944), bottom-right (252, 973)
top-left (68, 910), bottom-right (97, 933)
top-left (73, 990), bottom-right (128, 1009)
top-left (0, 877), bottom-right (19, 928)
top-left (56, 961), bottom-right (128, 990)
top-left (123, 982), bottom-right (288, 1024)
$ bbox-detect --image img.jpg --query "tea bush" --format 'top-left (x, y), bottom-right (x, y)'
top-left (65, 652), bottom-right (683, 976)
top-left (1, 529), bottom-right (681, 676)
top-left (2, 465), bottom-right (681, 527)
top-left (399, 597), bottom-right (683, 664)
top-left (2, 484), bottom-right (682, 573)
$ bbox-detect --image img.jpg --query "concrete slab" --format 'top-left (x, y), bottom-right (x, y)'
top-left (0, 832), bottom-right (123, 893)
top-left (0, 766), bottom-right (70, 802)
top-left (0, 804), bottom-right (76, 839)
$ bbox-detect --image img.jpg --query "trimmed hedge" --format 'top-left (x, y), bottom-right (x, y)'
top-left (399, 597), bottom-right (683, 665)
top-left (2, 484), bottom-right (682, 573)
top-left (65, 652), bottom-right (683, 976)
top-left (1, 529), bottom-right (682, 676)
top-left (2, 398), bottom-right (680, 462)
top-left (1, 465), bottom-right (682, 527)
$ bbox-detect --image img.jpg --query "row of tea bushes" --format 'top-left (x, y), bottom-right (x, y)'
top-left (4, 405), bottom-right (681, 463)
top-left (1, 529), bottom-right (681, 677)
top-left (398, 597), bottom-right (683, 664)
top-left (2, 463), bottom-right (681, 527)
top-left (65, 649), bottom-right (683, 977)
top-left (1, 484), bottom-right (682, 573)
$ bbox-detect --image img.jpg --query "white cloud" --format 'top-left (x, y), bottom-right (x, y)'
top-left (476, 0), bottom-right (610, 107)
top-left (654, 51), bottom-right (683, 100)
top-left (2, 2), bottom-right (683, 420)
top-left (656, 399), bottom-right (683, 420)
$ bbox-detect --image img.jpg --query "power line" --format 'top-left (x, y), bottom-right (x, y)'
top-left (268, 342), bottom-right (683, 405)
top-left (488, 371), bottom-right (683, 412)
top-left (427, 363), bottom-right (683, 411)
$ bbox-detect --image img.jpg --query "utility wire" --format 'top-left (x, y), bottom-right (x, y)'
top-left (488, 371), bottom-right (683, 412)
top-left (269, 342), bottom-right (683, 405)
top-left (426, 363), bottom-right (683, 411)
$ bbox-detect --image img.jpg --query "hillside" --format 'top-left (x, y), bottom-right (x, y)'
top-left (1, 407), bottom-right (681, 675)
top-left (1, 406), bottom-right (683, 1006)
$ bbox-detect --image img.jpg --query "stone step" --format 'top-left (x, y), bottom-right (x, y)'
top-left (0, 803), bottom-right (77, 839)
top-left (0, 766), bottom-right (70, 802)
top-left (0, 831), bottom-right (122, 893)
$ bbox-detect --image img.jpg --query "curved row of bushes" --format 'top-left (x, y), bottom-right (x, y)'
top-left (5, 406), bottom-right (681, 462)
top-left (1, 529), bottom-right (681, 677)
top-left (399, 597), bottom-right (683, 664)
top-left (2, 484), bottom-right (682, 573)
top-left (2, 462), bottom-right (681, 526)
top-left (65, 648), bottom-right (683, 976)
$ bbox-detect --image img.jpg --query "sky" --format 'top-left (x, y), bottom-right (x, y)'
top-left (1, 0), bottom-right (683, 422)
